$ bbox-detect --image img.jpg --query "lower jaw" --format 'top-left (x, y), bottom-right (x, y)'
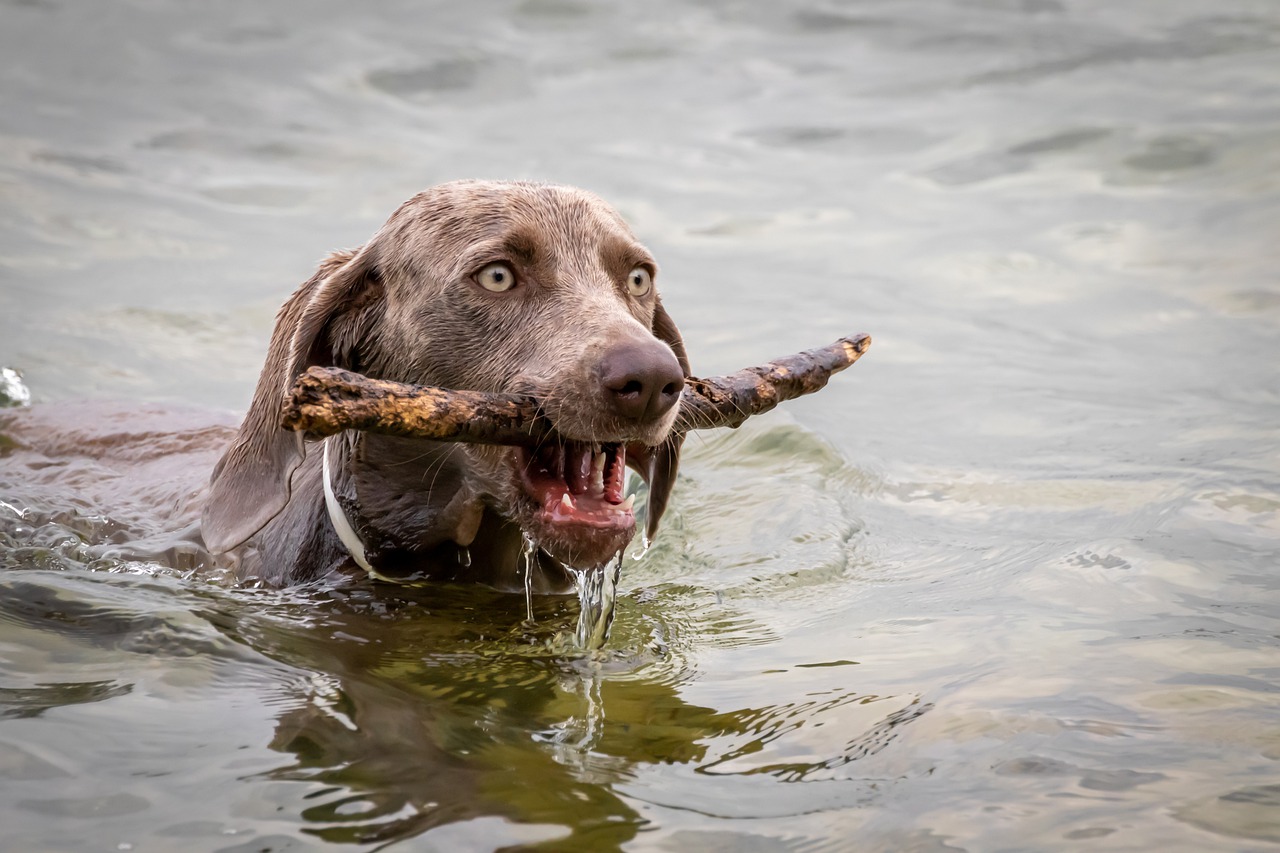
top-left (521, 510), bottom-right (637, 570)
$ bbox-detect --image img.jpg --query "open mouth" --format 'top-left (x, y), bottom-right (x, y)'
top-left (513, 439), bottom-right (642, 569)
top-left (519, 440), bottom-right (634, 530)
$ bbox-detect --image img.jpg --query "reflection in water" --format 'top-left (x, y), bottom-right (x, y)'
top-left (212, 567), bottom-right (936, 848)
top-left (0, 679), bottom-right (132, 720)
top-left (0, 543), bottom-right (932, 850)
top-left (204, 586), bottom-right (708, 849)
top-left (534, 666), bottom-right (607, 762)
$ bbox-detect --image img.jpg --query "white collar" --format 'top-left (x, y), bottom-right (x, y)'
top-left (321, 437), bottom-right (402, 584)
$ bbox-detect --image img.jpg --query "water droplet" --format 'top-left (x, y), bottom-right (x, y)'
top-left (634, 526), bottom-right (651, 561)
top-left (457, 546), bottom-right (471, 567)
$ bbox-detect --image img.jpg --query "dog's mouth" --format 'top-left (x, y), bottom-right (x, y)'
top-left (514, 439), bottom-right (638, 568)
top-left (520, 440), bottom-right (633, 523)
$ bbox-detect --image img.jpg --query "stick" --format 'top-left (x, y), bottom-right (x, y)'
top-left (281, 333), bottom-right (871, 443)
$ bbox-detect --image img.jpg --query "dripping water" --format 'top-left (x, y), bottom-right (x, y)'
top-left (634, 524), bottom-right (652, 561)
top-left (520, 533), bottom-right (536, 623)
top-left (569, 550), bottom-right (624, 650)
top-left (632, 466), bottom-right (653, 560)
top-left (457, 545), bottom-right (471, 568)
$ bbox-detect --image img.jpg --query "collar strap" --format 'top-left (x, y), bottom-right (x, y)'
top-left (322, 437), bottom-right (402, 584)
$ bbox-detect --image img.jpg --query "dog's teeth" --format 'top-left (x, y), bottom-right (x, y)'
top-left (620, 494), bottom-right (635, 511)
top-left (592, 450), bottom-right (606, 495)
top-left (561, 493), bottom-right (574, 510)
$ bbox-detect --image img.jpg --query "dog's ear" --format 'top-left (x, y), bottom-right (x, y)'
top-left (644, 296), bottom-right (689, 542)
top-left (202, 247), bottom-right (383, 554)
top-left (652, 295), bottom-right (689, 376)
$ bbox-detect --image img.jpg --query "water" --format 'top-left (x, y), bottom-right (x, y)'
top-left (570, 553), bottom-right (626, 650)
top-left (521, 533), bottom-right (537, 624)
top-left (2, 0), bottom-right (1280, 850)
top-left (0, 367), bottom-right (30, 407)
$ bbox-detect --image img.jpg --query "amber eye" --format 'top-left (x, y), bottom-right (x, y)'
top-left (626, 267), bottom-right (653, 297)
top-left (475, 262), bottom-right (517, 292)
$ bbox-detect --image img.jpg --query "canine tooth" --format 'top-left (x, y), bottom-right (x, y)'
top-left (620, 494), bottom-right (635, 511)
top-left (561, 493), bottom-right (574, 510)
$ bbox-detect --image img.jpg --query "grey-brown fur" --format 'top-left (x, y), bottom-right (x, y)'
top-left (201, 181), bottom-right (689, 589)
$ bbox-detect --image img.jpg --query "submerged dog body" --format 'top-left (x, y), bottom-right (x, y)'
top-left (202, 181), bottom-right (689, 589)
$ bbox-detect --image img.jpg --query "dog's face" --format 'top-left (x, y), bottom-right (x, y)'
top-left (369, 182), bottom-right (688, 567)
top-left (203, 181), bottom-right (689, 574)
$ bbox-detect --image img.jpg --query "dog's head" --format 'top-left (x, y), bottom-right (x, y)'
top-left (203, 180), bottom-right (688, 573)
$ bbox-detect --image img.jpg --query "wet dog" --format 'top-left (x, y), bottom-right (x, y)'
top-left (201, 181), bottom-right (689, 590)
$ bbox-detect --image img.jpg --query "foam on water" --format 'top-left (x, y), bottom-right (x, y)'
top-left (0, 368), bottom-right (31, 408)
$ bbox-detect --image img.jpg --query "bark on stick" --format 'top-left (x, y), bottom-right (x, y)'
top-left (281, 333), bottom-right (870, 443)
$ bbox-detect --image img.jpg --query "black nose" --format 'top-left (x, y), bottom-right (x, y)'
top-left (597, 340), bottom-right (685, 423)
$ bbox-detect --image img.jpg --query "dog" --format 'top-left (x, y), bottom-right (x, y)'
top-left (201, 180), bottom-right (689, 591)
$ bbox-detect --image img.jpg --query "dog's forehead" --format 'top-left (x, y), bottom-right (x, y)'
top-left (383, 181), bottom-right (644, 273)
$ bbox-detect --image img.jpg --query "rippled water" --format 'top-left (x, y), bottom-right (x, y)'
top-left (3, 0), bottom-right (1279, 850)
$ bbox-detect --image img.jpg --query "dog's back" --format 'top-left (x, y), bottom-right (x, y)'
top-left (0, 401), bottom-right (235, 572)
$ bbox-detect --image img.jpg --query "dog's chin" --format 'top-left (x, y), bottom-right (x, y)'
top-left (518, 504), bottom-right (636, 570)
top-left (510, 440), bottom-right (638, 570)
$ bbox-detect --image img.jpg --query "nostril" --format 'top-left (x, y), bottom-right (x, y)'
top-left (598, 340), bottom-right (685, 422)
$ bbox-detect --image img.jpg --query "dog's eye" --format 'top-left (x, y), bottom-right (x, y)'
top-left (626, 267), bottom-right (653, 298)
top-left (475, 262), bottom-right (517, 293)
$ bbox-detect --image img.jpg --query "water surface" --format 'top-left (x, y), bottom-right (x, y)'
top-left (2, 0), bottom-right (1279, 850)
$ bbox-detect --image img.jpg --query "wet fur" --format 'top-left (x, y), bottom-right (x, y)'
top-left (202, 181), bottom-right (689, 590)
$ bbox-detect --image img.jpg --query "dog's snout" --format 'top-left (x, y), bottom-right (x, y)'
top-left (598, 341), bottom-right (685, 423)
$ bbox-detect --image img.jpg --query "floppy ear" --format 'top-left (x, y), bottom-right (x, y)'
top-left (644, 296), bottom-right (690, 542)
top-left (202, 247), bottom-right (383, 554)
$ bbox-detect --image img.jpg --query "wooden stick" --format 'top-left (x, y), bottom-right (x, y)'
top-left (676, 333), bottom-right (871, 432)
top-left (281, 333), bottom-right (871, 443)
